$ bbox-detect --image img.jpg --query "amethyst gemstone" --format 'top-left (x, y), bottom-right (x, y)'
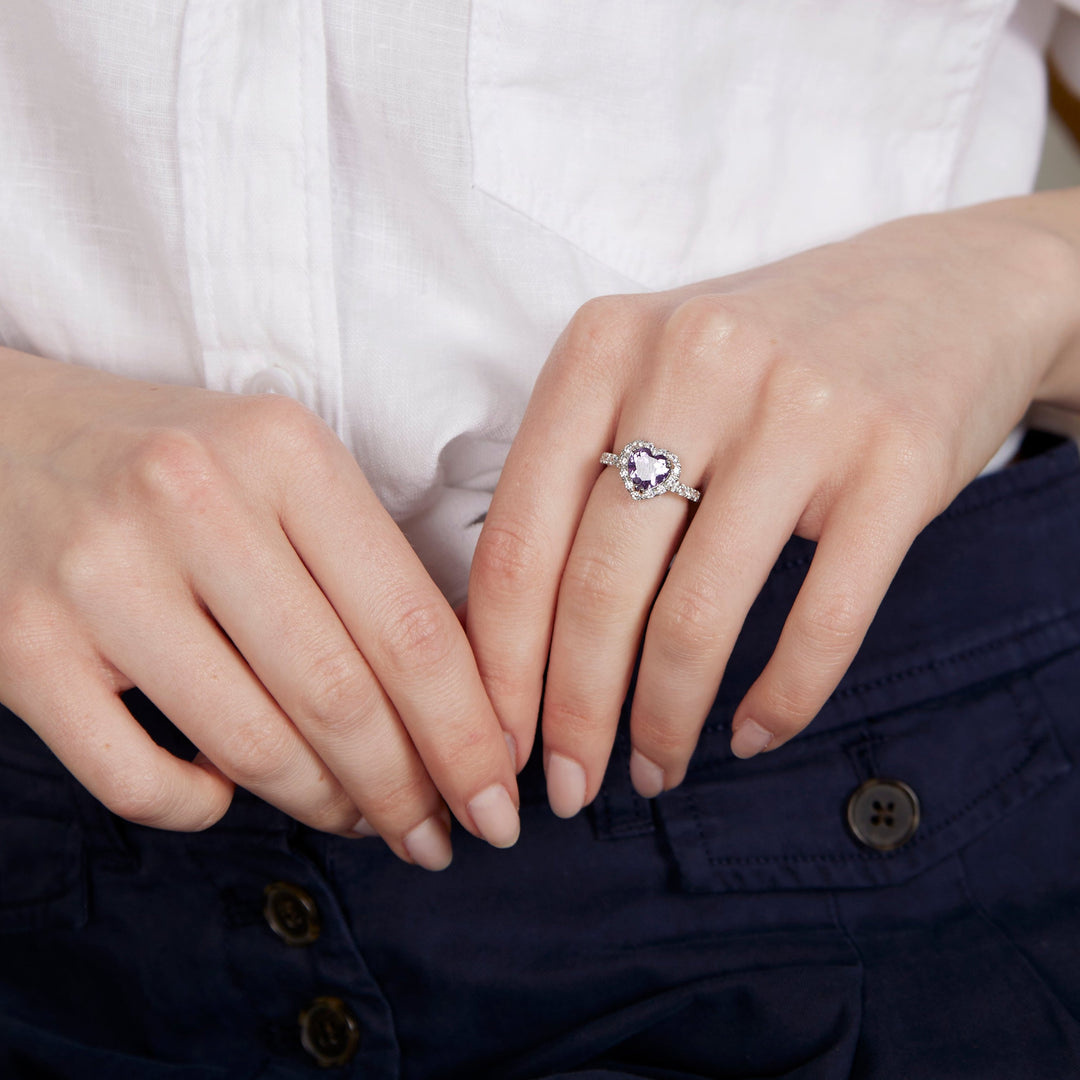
top-left (628, 448), bottom-right (670, 491)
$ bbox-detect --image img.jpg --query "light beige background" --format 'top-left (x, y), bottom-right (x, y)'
top-left (1037, 109), bottom-right (1080, 188)
top-left (1030, 112), bottom-right (1080, 436)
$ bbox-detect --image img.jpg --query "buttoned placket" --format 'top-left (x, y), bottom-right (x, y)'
top-left (176, 0), bottom-right (344, 431)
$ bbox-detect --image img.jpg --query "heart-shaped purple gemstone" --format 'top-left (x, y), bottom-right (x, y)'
top-left (628, 448), bottom-right (670, 492)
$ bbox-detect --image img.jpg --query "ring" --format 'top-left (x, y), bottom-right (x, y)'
top-left (600, 440), bottom-right (702, 502)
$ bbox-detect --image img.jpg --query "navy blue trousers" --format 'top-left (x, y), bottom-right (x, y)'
top-left (4, 434), bottom-right (1080, 1079)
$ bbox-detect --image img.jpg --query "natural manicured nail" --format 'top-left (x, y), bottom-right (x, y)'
top-left (546, 751), bottom-right (587, 819)
top-left (403, 815), bottom-right (454, 871)
top-left (351, 816), bottom-right (379, 838)
top-left (467, 783), bottom-right (520, 848)
top-left (730, 719), bottom-right (775, 759)
top-left (505, 731), bottom-right (519, 771)
top-left (629, 748), bottom-right (665, 798)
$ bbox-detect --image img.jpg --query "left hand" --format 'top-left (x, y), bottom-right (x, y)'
top-left (466, 203), bottom-right (1077, 817)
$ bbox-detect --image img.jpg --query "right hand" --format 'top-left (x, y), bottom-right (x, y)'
top-left (0, 348), bottom-right (520, 870)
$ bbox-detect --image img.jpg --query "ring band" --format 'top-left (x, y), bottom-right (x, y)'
top-left (600, 440), bottom-right (701, 502)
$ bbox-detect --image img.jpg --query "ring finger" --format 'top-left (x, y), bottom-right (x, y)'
top-left (540, 427), bottom-right (708, 817)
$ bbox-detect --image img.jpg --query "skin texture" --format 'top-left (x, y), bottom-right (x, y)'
top-left (468, 192), bottom-right (1080, 817)
top-left (3, 191), bottom-right (1080, 854)
top-left (0, 351), bottom-right (520, 869)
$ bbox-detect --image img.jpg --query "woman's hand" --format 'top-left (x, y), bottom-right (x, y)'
top-left (0, 350), bottom-right (520, 868)
top-left (468, 199), bottom-right (1080, 816)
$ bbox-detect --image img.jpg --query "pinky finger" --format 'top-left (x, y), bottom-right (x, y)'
top-left (731, 494), bottom-right (920, 758)
top-left (8, 667), bottom-right (235, 831)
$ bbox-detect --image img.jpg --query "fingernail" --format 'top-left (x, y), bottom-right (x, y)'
top-left (467, 784), bottom-right (520, 848)
top-left (403, 815), bottom-right (454, 871)
top-left (351, 816), bottom-right (379, 838)
top-left (505, 731), bottom-right (519, 771)
top-left (731, 719), bottom-right (775, 759)
top-left (629, 748), bottom-right (665, 799)
top-left (546, 751), bottom-right (587, 819)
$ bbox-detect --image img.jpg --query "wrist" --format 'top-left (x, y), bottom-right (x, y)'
top-left (953, 189), bottom-right (1080, 412)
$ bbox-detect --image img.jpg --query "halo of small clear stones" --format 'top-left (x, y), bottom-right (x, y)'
top-left (599, 440), bottom-right (701, 502)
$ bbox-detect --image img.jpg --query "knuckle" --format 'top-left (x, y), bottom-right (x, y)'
top-left (233, 387), bottom-right (315, 438)
top-left (298, 649), bottom-right (378, 736)
top-left (378, 596), bottom-right (455, 674)
top-left (632, 711), bottom-right (694, 761)
top-left (251, 394), bottom-right (332, 458)
top-left (754, 680), bottom-right (818, 737)
top-left (661, 294), bottom-right (746, 367)
top-left (872, 423), bottom-right (948, 521)
top-left (544, 697), bottom-right (602, 745)
top-left (762, 362), bottom-right (837, 422)
top-left (565, 294), bottom-right (638, 351)
top-left (229, 394), bottom-right (345, 497)
top-left (477, 658), bottom-right (540, 716)
top-left (358, 772), bottom-right (435, 826)
top-left (52, 517), bottom-right (128, 603)
top-left (651, 581), bottom-right (726, 665)
top-left (304, 790), bottom-right (362, 834)
top-left (560, 547), bottom-right (623, 613)
top-left (553, 293), bottom-right (646, 386)
top-left (102, 767), bottom-right (173, 826)
top-left (127, 428), bottom-right (222, 514)
top-left (0, 586), bottom-right (59, 672)
top-left (798, 591), bottom-right (864, 656)
top-left (424, 719), bottom-right (490, 776)
top-left (472, 520), bottom-right (548, 599)
top-left (218, 715), bottom-right (299, 788)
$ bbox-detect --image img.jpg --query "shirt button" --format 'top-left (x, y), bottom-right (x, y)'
top-left (846, 778), bottom-right (921, 852)
top-left (262, 881), bottom-right (321, 947)
top-left (243, 366), bottom-right (299, 398)
top-left (299, 996), bottom-right (361, 1068)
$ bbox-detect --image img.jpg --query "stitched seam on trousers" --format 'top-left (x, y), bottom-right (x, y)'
top-left (701, 609), bottom-right (1080, 737)
top-left (826, 889), bottom-right (867, 973)
top-left (769, 464), bottom-right (1076, 581)
top-left (829, 612), bottom-right (1075, 703)
top-left (939, 463), bottom-right (1076, 522)
top-left (603, 818), bottom-right (654, 839)
top-left (958, 853), bottom-right (1080, 1056)
top-left (700, 680), bottom-right (1050, 867)
top-left (593, 782), bottom-right (615, 838)
top-left (705, 739), bottom-right (1041, 867)
top-left (689, 788), bottom-right (711, 859)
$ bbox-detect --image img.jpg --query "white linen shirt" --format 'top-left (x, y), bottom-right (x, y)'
top-left (0, 0), bottom-right (1076, 604)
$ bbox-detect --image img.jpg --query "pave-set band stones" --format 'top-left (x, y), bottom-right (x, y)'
top-left (600, 440), bottom-right (702, 502)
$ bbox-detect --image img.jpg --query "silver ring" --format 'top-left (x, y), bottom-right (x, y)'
top-left (600, 440), bottom-right (701, 502)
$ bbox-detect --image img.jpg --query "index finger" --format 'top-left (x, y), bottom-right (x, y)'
top-left (280, 430), bottom-right (522, 850)
top-left (467, 298), bottom-right (630, 767)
